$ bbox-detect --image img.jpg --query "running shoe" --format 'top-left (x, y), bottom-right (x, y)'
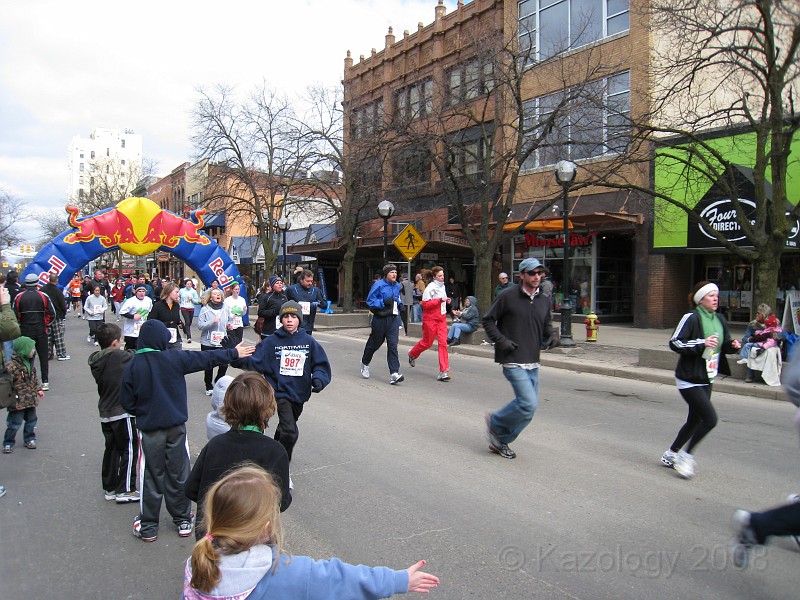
top-left (389, 372), bottom-right (404, 385)
top-left (408, 353), bottom-right (416, 368)
top-left (41, 382), bottom-right (49, 391)
top-left (204, 389), bottom-right (213, 396)
top-left (57, 355), bottom-right (71, 361)
top-left (0, 485), bottom-right (6, 498)
top-left (133, 516), bottom-right (157, 542)
top-left (661, 449), bottom-right (677, 468)
top-left (2, 445), bottom-right (11, 454)
top-left (360, 363), bottom-right (370, 379)
top-left (24, 440), bottom-right (36, 449)
top-left (437, 372), bottom-right (450, 382)
top-left (104, 490), bottom-right (117, 501)
top-left (489, 443), bottom-right (517, 459)
top-left (673, 451), bottom-right (696, 479)
top-left (177, 515), bottom-right (195, 537)
top-left (731, 509), bottom-right (758, 567)
top-left (115, 490), bottom-right (140, 504)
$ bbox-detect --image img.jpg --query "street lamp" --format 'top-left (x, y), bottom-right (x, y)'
top-left (276, 217), bottom-right (290, 281)
top-left (555, 160), bottom-right (577, 348)
top-left (377, 200), bottom-right (395, 263)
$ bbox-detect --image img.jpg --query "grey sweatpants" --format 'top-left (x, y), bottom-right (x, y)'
top-left (137, 425), bottom-right (192, 537)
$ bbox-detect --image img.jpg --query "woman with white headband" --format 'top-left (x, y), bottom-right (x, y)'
top-left (661, 281), bottom-right (741, 478)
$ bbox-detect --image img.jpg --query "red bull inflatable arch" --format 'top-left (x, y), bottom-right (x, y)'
top-left (21, 197), bottom-right (244, 292)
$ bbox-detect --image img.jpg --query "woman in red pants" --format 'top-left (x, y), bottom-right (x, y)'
top-left (408, 266), bottom-right (451, 381)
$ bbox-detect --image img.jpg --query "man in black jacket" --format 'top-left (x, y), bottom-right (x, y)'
top-left (14, 273), bottom-right (56, 390)
top-left (41, 273), bottom-right (69, 361)
top-left (257, 275), bottom-right (288, 338)
top-left (481, 258), bottom-right (559, 459)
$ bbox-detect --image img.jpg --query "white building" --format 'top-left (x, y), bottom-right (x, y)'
top-left (67, 127), bottom-right (142, 202)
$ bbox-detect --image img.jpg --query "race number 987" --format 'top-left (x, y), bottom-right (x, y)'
top-left (280, 349), bottom-right (306, 377)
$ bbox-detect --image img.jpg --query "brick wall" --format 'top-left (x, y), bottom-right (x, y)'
top-left (645, 253), bottom-right (693, 328)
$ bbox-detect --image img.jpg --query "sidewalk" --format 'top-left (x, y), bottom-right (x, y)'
top-left (316, 321), bottom-right (789, 402)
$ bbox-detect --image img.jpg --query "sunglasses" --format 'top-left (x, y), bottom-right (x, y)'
top-left (524, 269), bottom-right (547, 277)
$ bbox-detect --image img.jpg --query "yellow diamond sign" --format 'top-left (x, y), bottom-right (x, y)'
top-left (393, 224), bottom-right (426, 260)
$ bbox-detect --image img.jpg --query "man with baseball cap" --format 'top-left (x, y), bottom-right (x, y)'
top-left (14, 273), bottom-right (56, 390)
top-left (481, 257), bottom-right (559, 459)
top-left (360, 264), bottom-right (404, 385)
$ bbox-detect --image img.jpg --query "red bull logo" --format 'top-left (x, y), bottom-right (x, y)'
top-left (63, 204), bottom-right (209, 251)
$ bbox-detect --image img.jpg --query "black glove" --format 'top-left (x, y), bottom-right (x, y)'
top-left (220, 335), bottom-right (236, 350)
top-left (496, 338), bottom-right (518, 353)
top-left (542, 331), bottom-right (560, 350)
top-left (311, 378), bottom-right (324, 393)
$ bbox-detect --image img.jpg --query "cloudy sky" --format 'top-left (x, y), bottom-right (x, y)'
top-left (0, 0), bottom-right (458, 240)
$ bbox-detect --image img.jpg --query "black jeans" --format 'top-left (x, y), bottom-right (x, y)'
top-left (671, 385), bottom-right (718, 454)
top-left (181, 309), bottom-right (194, 340)
top-left (750, 502), bottom-right (800, 544)
top-left (274, 398), bottom-right (304, 462)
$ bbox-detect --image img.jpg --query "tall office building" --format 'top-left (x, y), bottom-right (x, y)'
top-left (67, 127), bottom-right (143, 203)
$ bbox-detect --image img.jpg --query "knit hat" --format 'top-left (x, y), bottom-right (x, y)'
top-left (23, 273), bottom-right (39, 286)
top-left (134, 283), bottom-right (147, 291)
top-left (383, 264), bottom-right (398, 278)
top-left (269, 275), bottom-right (282, 287)
top-left (279, 300), bottom-right (302, 319)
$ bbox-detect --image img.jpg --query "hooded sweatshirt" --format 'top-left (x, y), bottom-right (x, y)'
top-left (421, 279), bottom-right (448, 323)
top-left (459, 296), bottom-right (480, 330)
top-left (7, 336), bottom-right (40, 409)
top-left (89, 346), bottom-right (134, 420)
top-left (119, 320), bottom-right (239, 432)
top-left (206, 375), bottom-right (233, 440)
top-left (233, 325), bottom-right (331, 404)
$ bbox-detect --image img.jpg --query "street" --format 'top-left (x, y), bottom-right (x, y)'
top-left (1, 317), bottom-right (798, 599)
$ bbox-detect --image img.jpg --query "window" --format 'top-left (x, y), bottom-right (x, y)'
top-left (121, 139), bottom-right (126, 148)
top-left (522, 71), bottom-right (630, 168)
top-left (90, 151), bottom-right (95, 159)
top-left (121, 160), bottom-right (126, 166)
top-left (518, 0), bottom-right (629, 62)
top-left (79, 163), bottom-right (84, 172)
top-left (445, 58), bottom-right (495, 107)
top-left (392, 146), bottom-right (432, 187)
top-left (106, 147), bottom-right (110, 156)
top-left (350, 100), bottom-right (384, 141)
top-left (393, 78), bottom-right (433, 123)
top-left (448, 129), bottom-right (493, 179)
top-left (79, 176), bottom-right (84, 185)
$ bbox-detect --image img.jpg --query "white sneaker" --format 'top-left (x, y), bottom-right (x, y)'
top-left (94, 341), bottom-right (99, 346)
top-left (661, 449), bottom-right (677, 468)
top-left (437, 372), bottom-right (451, 382)
top-left (87, 336), bottom-right (93, 343)
top-left (41, 382), bottom-right (49, 391)
top-left (360, 363), bottom-right (370, 379)
top-left (204, 389), bottom-right (213, 396)
top-left (289, 475), bottom-right (294, 490)
top-left (58, 355), bottom-right (71, 361)
top-left (389, 372), bottom-right (404, 385)
top-left (673, 450), bottom-right (696, 479)
top-left (736, 358), bottom-right (748, 365)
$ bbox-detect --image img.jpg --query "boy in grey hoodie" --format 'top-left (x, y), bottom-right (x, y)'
top-left (206, 376), bottom-right (233, 440)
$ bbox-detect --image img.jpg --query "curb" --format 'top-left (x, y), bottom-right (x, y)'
top-left (318, 328), bottom-right (789, 402)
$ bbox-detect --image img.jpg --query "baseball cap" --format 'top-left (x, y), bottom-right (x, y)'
top-left (518, 258), bottom-right (549, 275)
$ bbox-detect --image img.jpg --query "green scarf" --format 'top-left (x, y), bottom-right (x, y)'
top-left (696, 305), bottom-right (724, 353)
top-left (12, 336), bottom-right (35, 374)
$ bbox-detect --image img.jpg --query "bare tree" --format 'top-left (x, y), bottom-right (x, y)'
top-left (386, 19), bottom-right (624, 309)
top-left (0, 189), bottom-right (26, 247)
top-left (602, 0), bottom-right (800, 311)
top-left (35, 208), bottom-right (70, 248)
top-left (191, 83), bottom-right (313, 274)
top-left (296, 84), bottom-right (389, 312)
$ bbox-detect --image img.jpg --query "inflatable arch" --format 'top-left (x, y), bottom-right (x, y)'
top-left (21, 197), bottom-right (244, 293)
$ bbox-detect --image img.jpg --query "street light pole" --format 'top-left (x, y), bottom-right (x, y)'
top-left (555, 160), bottom-right (577, 348)
top-left (276, 217), bottom-right (290, 281)
top-left (377, 200), bottom-right (395, 263)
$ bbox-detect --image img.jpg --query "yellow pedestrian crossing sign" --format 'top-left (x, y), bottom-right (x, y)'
top-left (393, 224), bottom-right (426, 260)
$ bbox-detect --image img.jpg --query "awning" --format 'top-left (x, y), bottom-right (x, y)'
top-left (503, 212), bottom-right (643, 232)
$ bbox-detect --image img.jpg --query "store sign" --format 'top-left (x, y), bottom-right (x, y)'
top-left (524, 231), bottom-right (597, 248)
top-left (688, 197), bottom-right (799, 249)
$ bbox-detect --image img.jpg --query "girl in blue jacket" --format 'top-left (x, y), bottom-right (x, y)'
top-left (183, 465), bottom-right (439, 600)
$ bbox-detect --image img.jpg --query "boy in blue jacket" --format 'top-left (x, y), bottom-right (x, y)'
top-left (120, 319), bottom-right (254, 543)
top-left (233, 301), bottom-right (331, 470)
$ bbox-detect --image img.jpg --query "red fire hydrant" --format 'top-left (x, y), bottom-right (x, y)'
top-left (585, 312), bottom-right (599, 342)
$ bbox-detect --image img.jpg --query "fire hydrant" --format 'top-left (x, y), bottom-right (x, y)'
top-left (584, 312), bottom-right (600, 342)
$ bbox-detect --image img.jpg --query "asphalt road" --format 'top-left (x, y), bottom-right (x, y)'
top-left (1, 317), bottom-right (798, 599)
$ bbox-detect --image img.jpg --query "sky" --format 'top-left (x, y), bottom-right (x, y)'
top-left (0, 0), bottom-right (456, 241)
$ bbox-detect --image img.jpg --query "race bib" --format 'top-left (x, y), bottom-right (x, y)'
top-left (94, 305), bottom-right (104, 315)
top-left (299, 301), bottom-right (311, 316)
top-left (275, 316), bottom-right (281, 329)
top-left (704, 348), bottom-right (719, 380)
top-left (133, 319), bottom-right (145, 334)
top-left (167, 328), bottom-right (177, 343)
top-left (440, 301), bottom-right (447, 315)
top-left (210, 331), bottom-right (225, 345)
top-left (231, 315), bottom-right (243, 329)
top-left (393, 301), bottom-right (398, 316)
top-left (279, 349), bottom-right (306, 377)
